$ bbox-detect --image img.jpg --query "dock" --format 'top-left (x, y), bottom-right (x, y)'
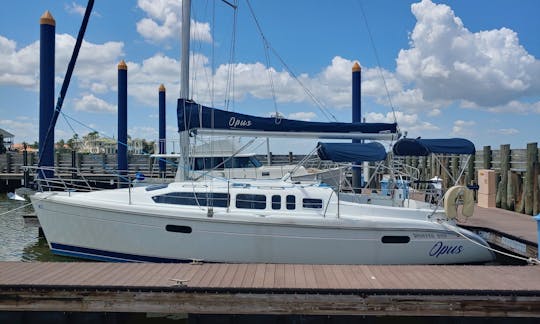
top-left (1, 262), bottom-right (540, 317)
top-left (1, 200), bottom-right (539, 319)
top-left (458, 206), bottom-right (538, 260)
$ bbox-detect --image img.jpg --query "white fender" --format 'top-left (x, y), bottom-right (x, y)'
top-left (443, 186), bottom-right (475, 219)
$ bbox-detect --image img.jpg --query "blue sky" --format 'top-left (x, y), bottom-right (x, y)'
top-left (0, 0), bottom-right (539, 153)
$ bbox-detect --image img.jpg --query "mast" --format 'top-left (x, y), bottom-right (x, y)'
top-left (180, 0), bottom-right (191, 99)
top-left (178, 0), bottom-right (191, 181)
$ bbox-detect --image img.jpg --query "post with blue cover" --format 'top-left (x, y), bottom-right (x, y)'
top-left (535, 214), bottom-right (540, 260)
top-left (352, 62), bottom-right (362, 191)
top-left (117, 60), bottom-right (128, 185)
top-left (38, 11), bottom-right (55, 178)
top-left (159, 84), bottom-right (166, 177)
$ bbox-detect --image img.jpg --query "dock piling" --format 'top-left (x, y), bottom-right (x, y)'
top-left (38, 11), bottom-right (56, 178)
top-left (117, 60), bottom-right (128, 184)
top-left (159, 84), bottom-right (166, 177)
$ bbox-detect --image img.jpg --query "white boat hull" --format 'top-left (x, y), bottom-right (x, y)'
top-left (32, 191), bottom-right (494, 265)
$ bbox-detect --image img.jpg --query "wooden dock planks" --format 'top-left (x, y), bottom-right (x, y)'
top-left (1, 262), bottom-right (540, 316)
top-left (2, 262), bottom-right (540, 291)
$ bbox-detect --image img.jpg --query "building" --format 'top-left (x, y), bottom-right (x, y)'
top-left (79, 137), bottom-right (146, 154)
top-left (0, 128), bottom-right (14, 151)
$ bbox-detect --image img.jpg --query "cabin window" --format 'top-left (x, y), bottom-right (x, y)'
top-left (231, 157), bottom-right (252, 168)
top-left (152, 192), bottom-right (229, 207)
top-left (192, 157), bottom-right (225, 170)
top-left (145, 184), bottom-right (169, 191)
top-left (165, 225), bottom-right (192, 233)
top-left (271, 195), bottom-right (281, 210)
top-left (303, 198), bottom-right (323, 209)
top-left (381, 236), bottom-right (410, 244)
top-left (236, 194), bottom-right (266, 209)
top-left (249, 156), bottom-right (263, 167)
top-left (286, 195), bottom-right (296, 210)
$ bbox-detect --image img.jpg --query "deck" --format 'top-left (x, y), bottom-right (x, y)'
top-left (1, 262), bottom-right (540, 317)
top-left (458, 206), bottom-right (538, 259)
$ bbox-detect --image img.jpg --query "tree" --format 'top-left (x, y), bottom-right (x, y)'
top-left (55, 139), bottom-right (66, 153)
top-left (141, 139), bottom-right (155, 154)
top-left (67, 134), bottom-right (79, 150)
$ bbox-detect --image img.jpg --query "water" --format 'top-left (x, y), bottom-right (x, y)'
top-left (0, 192), bottom-right (74, 262)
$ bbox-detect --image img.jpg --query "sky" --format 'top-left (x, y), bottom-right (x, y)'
top-left (0, 0), bottom-right (539, 154)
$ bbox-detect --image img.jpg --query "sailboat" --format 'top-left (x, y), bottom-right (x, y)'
top-left (30, 0), bottom-right (495, 264)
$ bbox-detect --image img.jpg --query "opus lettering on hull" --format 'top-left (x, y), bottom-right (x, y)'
top-left (429, 241), bottom-right (463, 258)
top-left (229, 117), bottom-right (252, 128)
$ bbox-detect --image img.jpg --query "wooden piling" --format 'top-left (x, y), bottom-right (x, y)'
top-left (451, 155), bottom-right (459, 184)
top-left (506, 170), bottom-right (518, 211)
top-left (466, 153), bottom-right (475, 186)
top-left (524, 142), bottom-right (538, 215)
top-left (483, 145), bottom-right (492, 170)
top-left (497, 144), bottom-right (510, 209)
top-left (535, 166), bottom-right (540, 216)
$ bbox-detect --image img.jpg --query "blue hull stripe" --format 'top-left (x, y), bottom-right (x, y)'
top-left (50, 242), bottom-right (192, 263)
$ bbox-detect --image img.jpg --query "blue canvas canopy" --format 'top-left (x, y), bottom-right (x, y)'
top-left (177, 99), bottom-right (398, 139)
top-left (392, 138), bottom-right (475, 156)
top-left (317, 142), bottom-right (387, 162)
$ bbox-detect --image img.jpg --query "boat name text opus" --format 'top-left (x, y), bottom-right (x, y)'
top-left (229, 117), bottom-right (252, 128)
top-left (429, 242), bottom-right (464, 258)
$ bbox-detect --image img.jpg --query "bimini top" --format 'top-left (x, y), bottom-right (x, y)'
top-left (177, 99), bottom-right (399, 140)
top-left (392, 138), bottom-right (475, 156)
top-left (317, 142), bottom-right (387, 162)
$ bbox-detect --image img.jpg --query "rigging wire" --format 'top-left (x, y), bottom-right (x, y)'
top-left (356, 0), bottom-right (399, 127)
top-left (244, 0), bottom-right (338, 122)
top-left (38, 0), bottom-right (95, 167)
top-left (245, 0), bottom-right (279, 119)
top-left (224, 0), bottom-right (238, 111)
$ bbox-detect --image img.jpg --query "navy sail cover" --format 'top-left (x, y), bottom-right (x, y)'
top-left (317, 142), bottom-right (387, 162)
top-left (177, 99), bottom-right (397, 135)
top-left (392, 138), bottom-right (475, 156)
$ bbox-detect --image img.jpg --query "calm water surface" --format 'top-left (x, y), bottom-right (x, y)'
top-left (0, 192), bottom-right (75, 262)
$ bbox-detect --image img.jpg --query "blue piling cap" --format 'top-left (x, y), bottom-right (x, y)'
top-left (534, 214), bottom-right (540, 221)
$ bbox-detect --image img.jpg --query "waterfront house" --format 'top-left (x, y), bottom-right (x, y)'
top-left (0, 128), bottom-right (14, 151)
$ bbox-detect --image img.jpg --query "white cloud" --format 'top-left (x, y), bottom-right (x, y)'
top-left (136, 0), bottom-right (211, 44)
top-left (0, 34), bottom-right (124, 91)
top-left (365, 111), bottom-right (439, 133)
top-left (73, 94), bottom-right (116, 113)
top-left (396, 0), bottom-right (540, 108)
top-left (65, 2), bottom-right (86, 16)
top-left (128, 126), bottom-right (158, 141)
top-left (288, 112), bottom-right (316, 121)
top-left (0, 36), bottom-right (38, 88)
top-left (489, 128), bottom-right (519, 135)
top-left (486, 100), bottom-right (540, 114)
top-left (452, 119), bottom-right (475, 137)
top-left (0, 118), bottom-right (38, 144)
top-left (55, 34), bottom-right (124, 91)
